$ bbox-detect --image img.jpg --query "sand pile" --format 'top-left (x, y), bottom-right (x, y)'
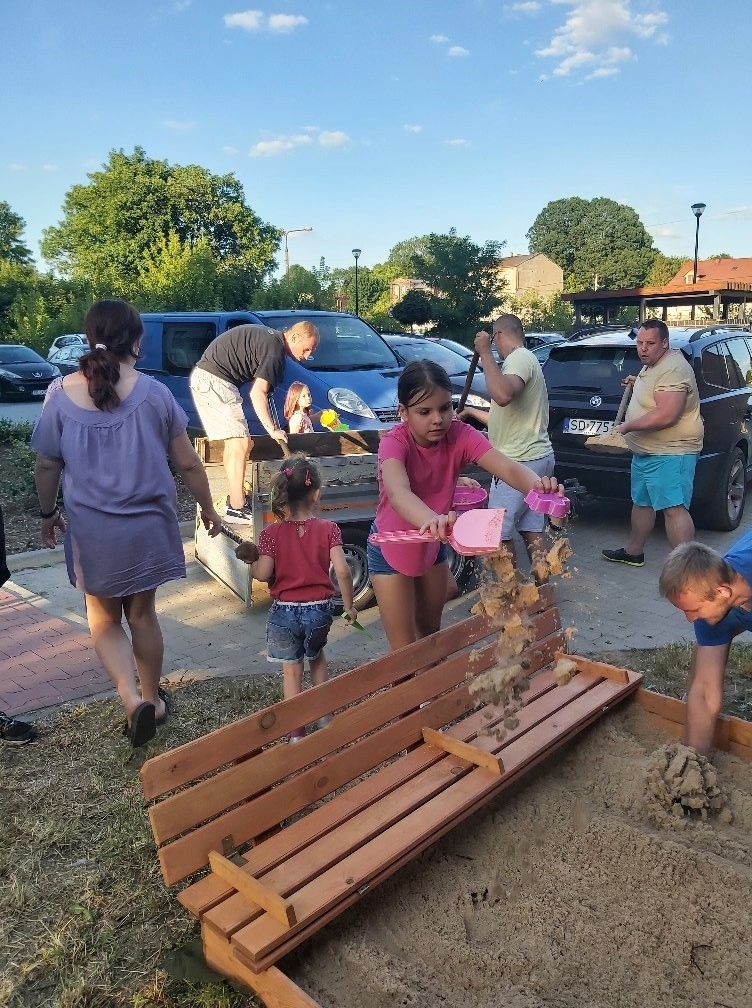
top-left (642, 741), bottom-right (733, 830)
top-left (286, 703), bottom-right (752, 1008)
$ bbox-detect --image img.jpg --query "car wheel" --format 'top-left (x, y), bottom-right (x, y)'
top-left (694, 446), bottom-right (747, 532)
top-left (446, 546), bottom-right (479, 595)
top-left (330, 528), bottom-right (374, 611)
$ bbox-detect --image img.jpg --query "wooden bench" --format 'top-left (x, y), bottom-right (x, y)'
top-left (141, 584), bottom-right (644, 1007)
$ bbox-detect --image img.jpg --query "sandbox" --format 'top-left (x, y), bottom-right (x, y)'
top-left (284, 702), bottom-right (752, 1008)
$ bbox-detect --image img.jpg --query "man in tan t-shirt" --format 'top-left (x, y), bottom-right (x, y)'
top-left (603, 318), bottom-right (703, 567)
top-left (459, 313), bottom-right (556, 567)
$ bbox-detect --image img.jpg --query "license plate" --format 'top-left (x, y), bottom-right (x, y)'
top-left (32, 389), bottom-right (46, 397)
top-left (563, 417), bottom-right (614, 436)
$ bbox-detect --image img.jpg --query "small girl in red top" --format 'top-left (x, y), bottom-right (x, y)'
top-left (237, 457), bottom-right (357, 741)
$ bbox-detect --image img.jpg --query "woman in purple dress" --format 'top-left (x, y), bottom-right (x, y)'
top-left (32, 300), bottom-right (223, 747)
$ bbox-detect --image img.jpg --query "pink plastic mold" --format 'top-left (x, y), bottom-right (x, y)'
top-left (524, 489), bottom-right (570, 519)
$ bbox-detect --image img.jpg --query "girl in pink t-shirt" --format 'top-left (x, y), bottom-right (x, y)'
top-left (371, 360), bottom-right (561, 651)
top-left (284, 382), bottom-right (321, 434)
top-left (236, 457), bottom-right (358, 741)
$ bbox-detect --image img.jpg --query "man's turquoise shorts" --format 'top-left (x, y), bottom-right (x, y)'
top-left (630, 453), bottom-right (698, 510)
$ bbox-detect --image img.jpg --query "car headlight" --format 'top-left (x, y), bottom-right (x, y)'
top-left (328, 388), bottom-right (377, 419)
top-left (0, 369), bottom-right (15, 379)
top-left (50, 366), bottom-right (61, 377)
top-left (464, 393), bottom-right (491, 409)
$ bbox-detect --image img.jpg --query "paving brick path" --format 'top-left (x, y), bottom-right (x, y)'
top-left (0, 587), bottom-right (108, 715)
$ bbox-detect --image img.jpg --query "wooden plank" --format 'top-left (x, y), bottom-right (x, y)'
top-left (208, 852), bottom-right (297, 928)
top-left (197, 430), bottom-right (385, 464)
top-left (232, 675), bottom-right (640, 966)
top-left (635, 687), bottom-right (752, 757)
top-left (422, 727), bottom-right (505, 775)
top-left (560, 651), bottom-right (630, 685)
top-left (141, 611), bottom-right (505, 798)
top-left (179, 667), bottom-right (563, 919)
top-left (202, 926), bottom-right (321, 1008)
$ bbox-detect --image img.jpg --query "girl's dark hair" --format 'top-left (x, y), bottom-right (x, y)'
top-left (397, 359), bottom-right (453, 407)
top-left (270, 456), bottom-right (322, 519)
top-left (283, 381), bottom-right (310, 420)
top-left (79, 299), bottom-right (143, 411)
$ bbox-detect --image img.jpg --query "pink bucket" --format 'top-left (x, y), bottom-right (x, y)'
top-left (452, 485), bottom-right (489, 513)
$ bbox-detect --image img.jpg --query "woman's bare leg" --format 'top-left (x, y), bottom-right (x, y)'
top-left (123, 590), bottom-right (166, 721)
top-left (85, 594), bottom-right (142, 720)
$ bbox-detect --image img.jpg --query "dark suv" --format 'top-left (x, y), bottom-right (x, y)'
top-left (543, 325), bottom-right (752, 531)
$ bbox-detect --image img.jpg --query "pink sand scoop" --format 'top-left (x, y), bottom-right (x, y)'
top-left (369, 508), bottom-right (506, 557)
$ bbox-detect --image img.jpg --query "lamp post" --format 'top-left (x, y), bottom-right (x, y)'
top-left (283, 227), bottom-right (313, 275)
top-left (352, 248), bottom-right (362, 316)
top-left (691, 203), bottom-right (706, 284)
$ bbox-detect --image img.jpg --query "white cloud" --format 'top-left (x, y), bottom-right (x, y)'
top-left (506, 2), bottom-right (541, 13)
top-left (8, 163), bottom-right (26, 172)
top-left (404, 124), bottom-right (423, 133)
top-left (649, 225), bottom-right (680, 238)
top-left (222, 145), bottom-right (240, 155)
top-left (448, 45), bottom-right (470, 57)
top-left (42, 164), bottom-right (59, 172)
top-left (430, 34), bottom-right (449, 43)
top-left (162, 119), bottom-right (197, 131)
top-left (445, 138), bottom-right (470, 147)
top-left (249, 130), bottom-right (349, 156)
top-left (268, 13), bottom-right (308, 32)
top-left (536, 1), bottom-right (668, 80)
top-left (224, 10), bottom-right (264, 30)
top-left (318, 130), bottom-right (349, 147)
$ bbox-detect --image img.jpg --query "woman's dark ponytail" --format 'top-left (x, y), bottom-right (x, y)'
top-left (80, 299), bottom-right (143, 411)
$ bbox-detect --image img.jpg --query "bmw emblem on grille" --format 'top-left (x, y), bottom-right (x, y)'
top-left (590, 395), bottom-right (602, 407)
top-left (33, 371), bottom-right (42, 377)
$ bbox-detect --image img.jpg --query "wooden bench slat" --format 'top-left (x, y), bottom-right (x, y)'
top-left (208, 852), bottom-right (298, 927)
top-left (179, 662), bottom-right (564, 919)
top-left (561, 652), bottom-right (630, 685)
top-left (199, 667), bottom-right (594, 939)
top-left (635, 688), bottom-right (752, 750)
top-left (422, 727), bottom-right (505, 774)
top-left (232, 676), bottom-right (639, 965)
top-left (140, 611), bottom-right (506, 799)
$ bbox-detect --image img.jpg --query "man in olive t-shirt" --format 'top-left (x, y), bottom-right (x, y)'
top-left (603, 318), bottom-right (703, 566)
top-left (190, 321), bottom-right (318, 522)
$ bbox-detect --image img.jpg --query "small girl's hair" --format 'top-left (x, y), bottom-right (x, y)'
top-left (283, 381), bottom-right (309, 420)
top-left (79, 299), bottom-right (143, 411)
top-left (270, 456), bottom-right (322, 519)
top-left (398, 359), bottom-right (453, 407)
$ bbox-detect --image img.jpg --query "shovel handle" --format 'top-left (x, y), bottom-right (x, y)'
top-left (615, 382), bottom-right (633, 424)
top-left (456, 351), bottom-right (480, 414)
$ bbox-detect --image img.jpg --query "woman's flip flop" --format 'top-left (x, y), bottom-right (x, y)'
top-left (125, 701), bottom-right (156, 747)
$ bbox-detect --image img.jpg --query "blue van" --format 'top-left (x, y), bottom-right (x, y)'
top-left (138, 309), bottom-right (403, 436)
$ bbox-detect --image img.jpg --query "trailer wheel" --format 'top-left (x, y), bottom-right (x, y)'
top-left (446, 547), bottom-right (478, 594)
top-left (330, 529), bottom-right (374, 611)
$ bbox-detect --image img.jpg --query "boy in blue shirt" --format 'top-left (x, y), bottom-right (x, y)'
top-left (659, 531), bottom-right (752, 755)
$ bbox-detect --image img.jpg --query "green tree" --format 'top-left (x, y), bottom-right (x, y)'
top-left (330, 265), bottom-right (386, 318)
top-left (41, 147), bottom-right (279, 299)
top-left (261, 264), bottom-right (334, 310)
top-left (645, 253), bottom-right (686, 286)
top-left (526, 197), bottom-right (657, 291)
top-left (506, 291), bottom-right (573, 332)
top-left (390, 289), bottom-right (433, 330)
top-left (0, 202), bottom-right (34, 266)
top-left (136, 232), bottom-right (219, 310)
top-left (409, 229), bottom-right (505, 333)
top-left (386, 236), bottom-right (431, 275)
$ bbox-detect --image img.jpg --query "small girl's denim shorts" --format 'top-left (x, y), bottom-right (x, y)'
top-left (266, 598), bottom-right (336, 663)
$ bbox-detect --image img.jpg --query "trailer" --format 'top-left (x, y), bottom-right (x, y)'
top-left (193, 431), bottom-right (489, 609)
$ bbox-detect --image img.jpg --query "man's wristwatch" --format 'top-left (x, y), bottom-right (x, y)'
top-left (40, 506), bottom-right (60, 519)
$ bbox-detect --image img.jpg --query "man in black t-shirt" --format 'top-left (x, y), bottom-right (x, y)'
top-left (190, 321), bottom-right (319, 522)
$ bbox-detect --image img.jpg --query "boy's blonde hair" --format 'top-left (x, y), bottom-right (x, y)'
top-left (659, 541), bottom-right (735, 601)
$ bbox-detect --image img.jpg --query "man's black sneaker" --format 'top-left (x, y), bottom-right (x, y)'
top-left (0, 711), bottom-right (37, 745)
top-left (225, 502), bottom-right (254, 524)
top-left (602, 548), bottom-right (645, 567)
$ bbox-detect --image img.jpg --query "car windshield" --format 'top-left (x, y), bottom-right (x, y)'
top-left (544, 346), bottom-right (641, 394)
top-left (260, 314), bottom-right (398, 371)
top-left (390, 339), bottom-right (468, 374)
top-left (0, 346), bottom-right (44, 364)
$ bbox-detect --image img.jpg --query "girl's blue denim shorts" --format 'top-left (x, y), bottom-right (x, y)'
top-left (366, 523), bottom-right (449, 575)
top-left (266, 598), bottom-right (336, 663)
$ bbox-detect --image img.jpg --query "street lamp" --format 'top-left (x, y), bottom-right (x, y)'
top-left (352, 248), bottom-right (362, 316)
top-left (691, 203), bottom-right (706, 284)
top-left (283, 227), bottom-right (313, 275)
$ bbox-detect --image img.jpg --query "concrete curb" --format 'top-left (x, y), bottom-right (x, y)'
top-left (6, 520), bottom-right (196, 574)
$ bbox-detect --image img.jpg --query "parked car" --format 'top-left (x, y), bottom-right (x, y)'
top-left (48, 342), bottom-right (88, 375)
top-left (0, 345), bottom-right (60, 401)
top-left (138, 310), bottom-right (404, 437)
top-left (381, 334), bottom-right (492, 418)
top-left (543, 324), bottom-right (752, 531)
top-left (526, 331), bottom-right (566, 350)
top-left (47, 333), bottom-right (86, 360)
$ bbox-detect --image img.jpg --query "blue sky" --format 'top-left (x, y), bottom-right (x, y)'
top-left (2, 0), bottom-right (750, 277)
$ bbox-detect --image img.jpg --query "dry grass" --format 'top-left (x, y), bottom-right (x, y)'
top-left (3, 647), bottom-right (751, 1008)
top-left (1, 675), bottom-right (283, 1008)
